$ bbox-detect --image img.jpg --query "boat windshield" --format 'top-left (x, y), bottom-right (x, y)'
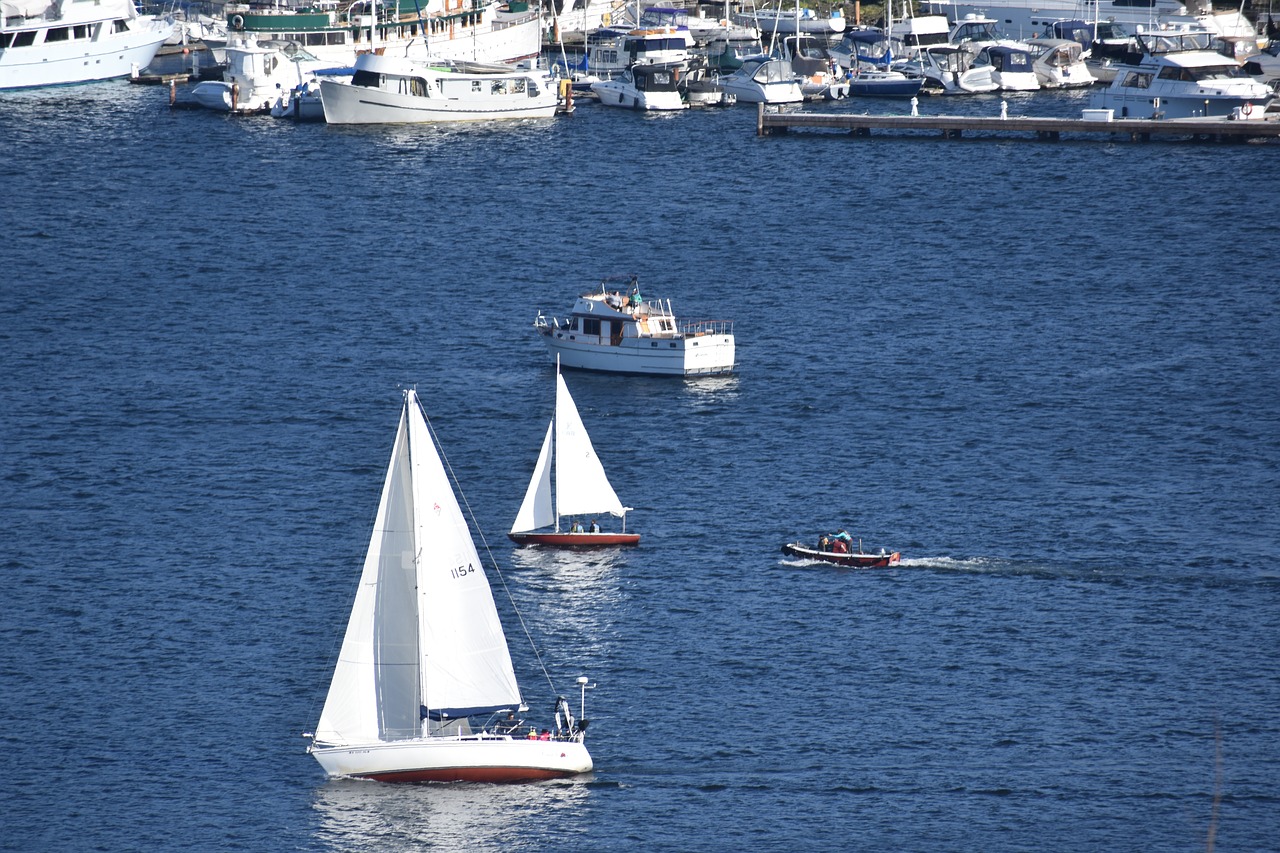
top-left (1158, 62), bottom-right (1247, 81)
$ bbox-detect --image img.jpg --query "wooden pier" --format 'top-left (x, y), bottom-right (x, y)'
top-left (756, 104), bottom-right (1280, 143)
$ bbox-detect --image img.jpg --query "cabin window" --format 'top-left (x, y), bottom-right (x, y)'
top-left (0, 33), bottom-right (13, 48)
top-left (351, 69), bottom-right (382, 88)
top-left (13, 31), bottom-right (36, 47)
top-left (583, 318), bottom-right (601, 336)
top-left (569, 317), bottom-right (579, 331)
top-left (73, 24), bottom-right (90, 38)
top-left (472, 80), bottom-right (482, 92)
top-left (46, 27), bottom-right (69, 42)
top-left (491, 79), bottom-right (508, 94)
top-left (409, 77), bottom-right (427, 97)
top-left (113, 19), bottom-right (129, 33)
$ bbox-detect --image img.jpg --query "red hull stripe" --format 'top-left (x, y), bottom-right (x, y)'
top-left (509, 532), bottom-right (640, 547)
top-left (361, 766), bottom-right (577, 783)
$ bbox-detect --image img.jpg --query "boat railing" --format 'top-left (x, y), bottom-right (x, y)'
top-left (681, 318), bottom-right (733, 337)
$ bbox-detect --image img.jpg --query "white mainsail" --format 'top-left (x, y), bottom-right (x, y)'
top-left (315, 390), bottom-right (521, 747)
top-left (554, 373), bottom-right (626, 519)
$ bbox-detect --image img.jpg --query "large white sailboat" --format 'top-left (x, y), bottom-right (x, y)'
top-left (509, 366), bottom-right (639, 547)
top-left (306, 389), bottom-right (593, 783)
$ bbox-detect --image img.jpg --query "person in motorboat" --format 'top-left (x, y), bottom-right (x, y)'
top-left (831, 529), bottom-right (853, 554)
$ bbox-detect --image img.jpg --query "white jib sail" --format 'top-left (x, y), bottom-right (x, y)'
top-left (554, 373), bottom-right (626, 519)
top-left (510, 421), bottom-right (554, 534)
top-left (315, 390), bottom-right (521, 746)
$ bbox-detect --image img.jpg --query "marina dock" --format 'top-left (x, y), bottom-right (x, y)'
top-left (756, 104), bottom-right (1280, 143)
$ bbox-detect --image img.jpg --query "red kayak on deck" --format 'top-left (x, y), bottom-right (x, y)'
top-left (781, 542), bottom-right (901, 567)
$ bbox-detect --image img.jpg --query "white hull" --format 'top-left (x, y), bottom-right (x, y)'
top-left (544, 332), bottom-right (735, 376)
top-left (0, 25), bottom-right (170, 89)
top-left (311, 735), bottom-right (593, 783)
top-left (321, 78), bottom-right (559, 123)
top-left (591, 80), bottom-right (686, 110)
top-left (319, 53), bottom-right (560, 124)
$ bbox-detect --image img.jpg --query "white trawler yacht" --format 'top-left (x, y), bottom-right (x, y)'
top-left (535, 276), bottom-right (735, 376)
top-left (306, 389), bottom-right (593, 783)
top-left (0, 0), bottom-right (173, 89)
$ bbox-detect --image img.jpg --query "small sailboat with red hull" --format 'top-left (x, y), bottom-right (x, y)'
top-left (509, 365), bottom-right (639, 547)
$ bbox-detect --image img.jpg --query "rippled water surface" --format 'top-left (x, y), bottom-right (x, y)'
top-left (3, 77), bottom-right (1279, 852)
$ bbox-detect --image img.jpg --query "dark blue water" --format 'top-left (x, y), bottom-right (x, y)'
top-left (3, 76), bottom-right (1279, 852)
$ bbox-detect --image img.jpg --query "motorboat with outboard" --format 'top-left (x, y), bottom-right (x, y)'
top-left (782, 535), bottom-right (902, 568)
top-left (534, 276), bottom-right (735, 377)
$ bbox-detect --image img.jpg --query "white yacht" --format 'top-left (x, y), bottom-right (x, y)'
top-left (591, 62), bottom-right (687, 110)
top-left (719, 53), bottom-right (803, 103)
top-left (914, 44), bottom-right (999, 93)
top-left (208, 0), bottom-right (541, 67)
top-left (972, 44), bottom-right (1040, 90)
top-left (734, 6), bottom-right (846, 38)
top-left (535, 277), bottom-right (734, 377)
top-left (320, 52), bottom-right (561, 124)
top-left (1025, 38), bottom-right (1094, 88)
top-left (1088, 28), bottom-right (1274, 119)
top-left (0, 0), bottom-right (173, 89)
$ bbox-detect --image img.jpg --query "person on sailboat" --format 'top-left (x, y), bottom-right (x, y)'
top-left (589, 520), bottom-right (600, 533)
top-left (571, 520), bottom-right (584, 533)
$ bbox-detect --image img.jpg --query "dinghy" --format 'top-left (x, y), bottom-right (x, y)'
top-left (781, 541), bottom-right (902, 567)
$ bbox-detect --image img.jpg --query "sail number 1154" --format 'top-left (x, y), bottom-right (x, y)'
top-left (450, 563), bottom-right (476, 580)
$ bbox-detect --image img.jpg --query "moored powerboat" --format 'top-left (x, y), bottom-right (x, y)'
top-left (719, 53), bottom-right (804, 103)
top-left (319, 52), bottom-right (561, 124)
top-left (1088, 28), bottom-right (1274, 119)
top-left (0, 0), bottom-right (173, 90)
top-left (591, 63), bottom-right (688, 110)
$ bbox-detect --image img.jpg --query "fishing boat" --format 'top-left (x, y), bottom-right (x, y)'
top-left (781, 541), bottom-right (902, 567)
top-left (534, 276), bottom-right (735, 377)
top-left (306, 389), bottom-right (594, 783)
top-left (509, 366), bottom-right (639, 547)
top-left (319, 52), bottom-right (561, 124)
top-left (0, 0), bottom-right (173, 90)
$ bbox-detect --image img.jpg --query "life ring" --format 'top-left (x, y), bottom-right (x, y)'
top-left (230, 14), bottom-right (244, 28)
top-left (1243, 101), bottom-right (1253, 116)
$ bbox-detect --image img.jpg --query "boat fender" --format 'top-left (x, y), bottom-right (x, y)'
top-left (230, 13), bottom-right (244, 28)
